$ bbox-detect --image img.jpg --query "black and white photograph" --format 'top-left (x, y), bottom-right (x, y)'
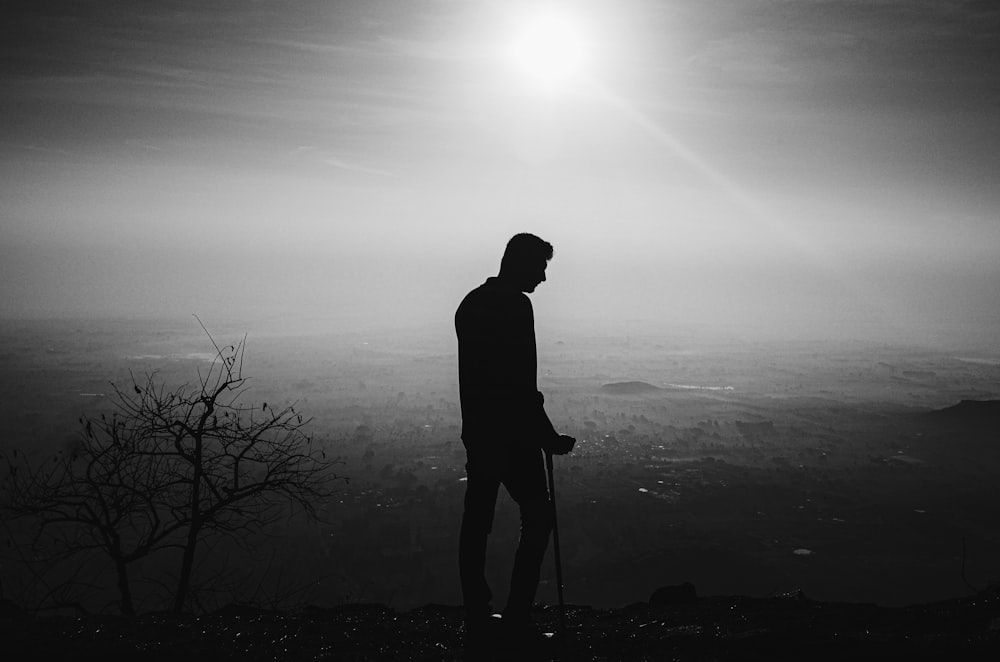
top-left (2, 1), bottom-right (999, 659)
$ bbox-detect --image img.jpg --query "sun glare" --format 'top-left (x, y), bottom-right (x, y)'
top-left (507, 11), bottom-right (588, 89)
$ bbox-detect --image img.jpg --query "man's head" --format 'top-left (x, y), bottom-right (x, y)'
top-left (499, 233), bottom-right (554, 293)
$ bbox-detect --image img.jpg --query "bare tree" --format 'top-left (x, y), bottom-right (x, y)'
top-left (2, 408), bottom-right (171, 614)
top-left (1, 326), bottom-right (342, 614)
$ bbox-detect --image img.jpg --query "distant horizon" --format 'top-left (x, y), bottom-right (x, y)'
top-left (2, 311), bottom-right (998, 355)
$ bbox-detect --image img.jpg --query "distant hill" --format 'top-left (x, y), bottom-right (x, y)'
top-left (601, 381), bottom-right (661, 394)
top-left (909, 400), bottom-right (999, 462)
top-left (925, 399), bottom-right (999, 427)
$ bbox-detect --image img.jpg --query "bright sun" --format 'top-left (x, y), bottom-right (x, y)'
top-left (507, 11), bottom-right (588, 88)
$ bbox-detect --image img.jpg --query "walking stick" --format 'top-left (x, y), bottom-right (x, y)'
top-left (545, 449), bottom-right (567, 638)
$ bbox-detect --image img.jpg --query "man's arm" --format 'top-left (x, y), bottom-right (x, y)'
top-left (535, 391), bottom-right (576, 455)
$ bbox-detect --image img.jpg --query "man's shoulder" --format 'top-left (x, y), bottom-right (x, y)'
top-left (458, 279), bottom-right (529, 310)
top-left (456, 281), bottom-right (532, 333)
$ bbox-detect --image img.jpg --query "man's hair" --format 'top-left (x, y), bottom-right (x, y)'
top-left (500, 233), bottom-right (554, 272)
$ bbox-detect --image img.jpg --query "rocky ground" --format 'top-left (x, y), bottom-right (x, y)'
top-left (4, 587), bottom-right (1000, 661)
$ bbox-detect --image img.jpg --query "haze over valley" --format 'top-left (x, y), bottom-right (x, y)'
top-left (3, 317), bottom-right (997, 612)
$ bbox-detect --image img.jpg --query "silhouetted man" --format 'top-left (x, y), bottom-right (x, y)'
top-left (456, 232), bottom-right (575, 648)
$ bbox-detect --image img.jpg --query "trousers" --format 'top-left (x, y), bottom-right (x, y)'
top-left (459, 442), bottom-right (552, 621)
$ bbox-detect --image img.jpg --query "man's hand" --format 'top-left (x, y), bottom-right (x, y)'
top-left (544, 434), bottom-right (576, 456)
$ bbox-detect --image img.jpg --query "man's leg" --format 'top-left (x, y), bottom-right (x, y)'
top-left (503, 447), bottom-right (552, 625)
top-left (459, 460), bottom-right (501, 621)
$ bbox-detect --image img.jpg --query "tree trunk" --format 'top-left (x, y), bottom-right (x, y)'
top-left (115, 558), bottom-right (135, 616)
top-left (172, 522), bottom-right (200, 613)
top-left (174, 431), bottom-right (204, 613)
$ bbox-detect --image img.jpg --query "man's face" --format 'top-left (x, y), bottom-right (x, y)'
top-left (519, 260), bottom-right (547, 293)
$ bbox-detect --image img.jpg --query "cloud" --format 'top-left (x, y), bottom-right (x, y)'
top-left (686, 34), bottom-right (794, 82)
top-left (289, 146), bottom-right (396, 177)
top-left (323, 155), bottom-right (397, 177)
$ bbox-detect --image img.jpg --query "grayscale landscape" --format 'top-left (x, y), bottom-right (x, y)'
top-left (3, 1), bottom-right (1000, 657)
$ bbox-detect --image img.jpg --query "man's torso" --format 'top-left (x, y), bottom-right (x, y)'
top-left (455, 277), bottom-right (539, 443)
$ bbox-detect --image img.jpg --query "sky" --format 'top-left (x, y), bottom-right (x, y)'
top-left (2, 0), bottom-right (999, 348)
